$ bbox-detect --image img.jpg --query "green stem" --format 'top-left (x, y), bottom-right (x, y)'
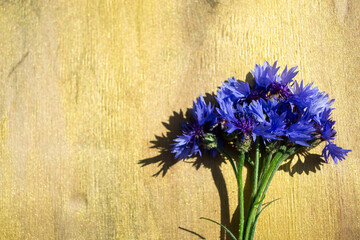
top-left (253, 138), bottom-right (260, 197)
top-left (238, 152), bottom-right (245, 240)
top-left (248, 146), bottom-right (303, 240)
top-left (217, 147), bottom-right (238, 178)
top-left (262, 146), bottom-right (300, 198)
top-left (257, 147), bottom-right (266, 182)
top-left (243, 147), bottom-right (286, 240)
top-left (258, 150), bottom-right (275, 184)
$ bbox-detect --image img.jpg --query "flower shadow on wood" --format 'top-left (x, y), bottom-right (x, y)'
top-left (139, 93), bottom-right (250, 240)
top-left (138, 109), bottom-right (186, 177)
top-left (278, 149), bottom-right (326, 176)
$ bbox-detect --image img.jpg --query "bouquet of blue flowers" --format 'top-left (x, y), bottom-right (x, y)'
top-left (172, 62), bottom-right (351, 240)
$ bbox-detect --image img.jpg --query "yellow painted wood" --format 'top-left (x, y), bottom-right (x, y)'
top-left (0, 0), bottom-right (359, 239)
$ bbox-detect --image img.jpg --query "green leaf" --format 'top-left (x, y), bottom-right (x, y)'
top-left (249, 198), bottom-right (280, 240)
top-left (255, 194), bottom-right (266, 206)
top-left (256, 198), bottom-right (280, 218)
top-left (200, 217), bottom-right (237, 240)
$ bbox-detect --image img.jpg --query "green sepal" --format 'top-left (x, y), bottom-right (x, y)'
top-left (235, 135), bottom-right (252, 153)
top-left (202, 133), bottom-right (218, 149)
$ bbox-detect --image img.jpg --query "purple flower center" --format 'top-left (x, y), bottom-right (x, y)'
top-left (269, 82), bottom-right (291, 100)
top-left (244, 89), bottom-right (268, 103)
top-left (234, 113), bottom-right (255, 137)
top-left (186, 123), bottom-right (204, 143)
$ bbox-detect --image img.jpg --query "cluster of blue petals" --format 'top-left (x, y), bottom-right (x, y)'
top-left (172, 62), bottom-right (351, 163)
top-left (171, 95), bottom-right (218, 160)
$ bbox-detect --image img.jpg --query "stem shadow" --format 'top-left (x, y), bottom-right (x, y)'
top-left (139, 93), bottom-right (234, 239)
top-left (178, 227), bottom-right (206, 239)
top-left (227, 164), bottom-right (252, 240)
top-left (138, 74), bottom-right (262, 239)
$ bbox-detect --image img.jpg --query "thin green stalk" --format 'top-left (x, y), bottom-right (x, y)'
top-left (257, 147), bottom-right (266, 182)
top-left (217, 147), bottom-right (238, 178)
top-left (262, 146), bottom-right (300, 197)
top-left (243, 147), bottom-right (286, 240)
top-left (248, 146), bottom-right (303, 240)
top-left (258, 150), bottom-right (275, 184)
top-left (253, 138), bottom-right (260, 197)
top-left (256, 146), bottom-right (286, 196)
top-left (238, 152), bottom-right (245, 240)
top-left (258, 146), bottom-right (301, 213)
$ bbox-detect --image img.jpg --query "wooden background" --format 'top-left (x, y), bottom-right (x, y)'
top-left (0, 0), bottom-right (359, 239)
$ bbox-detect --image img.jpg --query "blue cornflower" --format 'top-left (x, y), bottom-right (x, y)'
top-left (216, 77), bottom-right (267, 105)
top-left (216, 77), bottom-right (270, 105)
top-left (248, 100), bottom-right (267, 123)
top-left (249, 99), bottom-right (286, 141)
top-left (258, 98), bottom-right (280, 115)
top-left (191, 94), bottom-right (218, 127)
top-left (214, 62), bottom-right (276, 105)
top-left (289, 80), bottom-right (336, 134)
top-left (172, 95), bottom-right (217, 160)
top-left (217, 98), bottom-right (256, 140)
top-left (322, 142), bottom-right (351, 164)
top-left (316, 108), bottom-right (351, 164)
top-left (251, 61), bottom-right (279, 89)
top-left (316, 108), bottom-right (336, 141)
top-left (307, 91), bottom-right (334, 123)
top-left (289, 80), bottom-right (334, 118)
top-left (285, 115), bottom-right (315, 146)
top-left (279, 65), bottom-right (299, 85)
top-left (268, 81), bottom-right (292, 100)
top-left (217, 77), bottom-right (251, 104)
top-left (252, 115), bottom-right (286, 141)
top-left (268, 65), bottom-right (298, 100)
top-left (288, 79), bottom-right (351, 162)
top-left (245, 88), bottom-right (269, 103)
top-left (173, 62), bottom-right (351, 163)
top-left (289, 80), bottom-right (319, 110)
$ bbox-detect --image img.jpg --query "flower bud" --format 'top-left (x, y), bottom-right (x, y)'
top-left (265, 141), bottom-right (280, 153)
top-left (202, 133), bottom-right (218, 150)
top-left (235, 135), bottom-right (252, 153)
top-left (309, 138), bottom-right (322, 149)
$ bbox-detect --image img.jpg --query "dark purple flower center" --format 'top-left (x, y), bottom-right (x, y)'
top-left (187, 123), bottom-right (204, 142)
top-left (234, 113), bottom-right (255, 137)
top-left (242, 89), bottom-right (268, 103)
top-left (269, 83), bottom-right (291, 100)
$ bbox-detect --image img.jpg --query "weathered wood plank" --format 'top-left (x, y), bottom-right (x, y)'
top-left (0, 0), bottom-right (358, 239)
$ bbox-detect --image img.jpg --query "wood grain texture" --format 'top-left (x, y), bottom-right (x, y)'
top-left (0, 0), bottom-right (359, 239)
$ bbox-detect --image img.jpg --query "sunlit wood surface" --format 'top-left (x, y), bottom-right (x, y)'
top-left (0, 0), bottom-right (359, 239)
